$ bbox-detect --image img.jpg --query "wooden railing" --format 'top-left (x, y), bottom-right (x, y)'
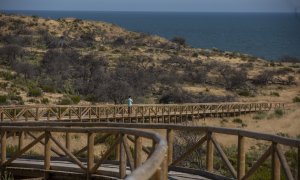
top-left (4, 122), bottom-right (298, 180)
top-left (0, 126), bottom-right (167, 180)
top-left (0, 102), bottom-right (284, 122)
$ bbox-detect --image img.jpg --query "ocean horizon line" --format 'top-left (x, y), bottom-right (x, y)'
top-left (0, 9), bottom-right (296, 14)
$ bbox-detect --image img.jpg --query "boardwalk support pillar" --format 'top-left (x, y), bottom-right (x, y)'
top-left (87, 132), bottom-right (95, 179)
top-left (1, 131), bottom-right (7, 165)
top-left (237, 135), bottom-right (245, 179)
top-left (135, 136), bottom-right (142, 168)
top-left (272, 143), bottom-right (280, 180)
top-left (120, 134), bottom-right (127, 179)
top-left (167, 129), bottom-right (174, 165)
top-left (206, 132), bottom-right (214, 172)
top-left (44, 131), bottom-right (51, 179)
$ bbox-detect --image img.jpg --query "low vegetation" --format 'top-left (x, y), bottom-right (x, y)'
top-left (0, 13), bottom-right (298, 106)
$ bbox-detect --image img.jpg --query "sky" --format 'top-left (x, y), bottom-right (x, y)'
top-left (0, 0), bottom-right (299, 12)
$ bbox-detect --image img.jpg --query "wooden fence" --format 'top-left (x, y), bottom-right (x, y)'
top-left (0, 102), bottom-right (284, 122)
top-left (1, 122), bottom-right (299, 180)
top-left (0, 126), bottom-right (167, 180)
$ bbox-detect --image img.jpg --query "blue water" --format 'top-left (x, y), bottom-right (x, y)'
top-left (2, 10), bottom-right (300, 60)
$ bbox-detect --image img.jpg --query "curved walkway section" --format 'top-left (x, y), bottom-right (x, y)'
top-left (1, 122), bottom-right (299, 180)
top-left (0, 126), bottom-right (167, 180)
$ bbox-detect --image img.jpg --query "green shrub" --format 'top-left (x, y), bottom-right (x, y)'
top-left (253, 112), bottom-right (267, 120)
top-left (7, 92), bottom-right (22, 102)
top-left (27, 87), bottom-right (42, 97)
top-left (57, 97), bottom-right (73, 105)
top-left (232, 118), bottom-right (243, 124)
top-left (40, 85), bottom-right (56, 93)
top-left (171, 36), bottom-right (186, 46)
top-left (41, 98), bottom-right (49, 104)
top-left (0, 170), bottom-right (14, 180)
top-left (70, 95), bottom-right (80, 104)
top-left (192, 52), bottom-right (198, 57)
top-left (274, 108), bottom-right (284, 117)
top-left (293, 96), bottom-right (300, 103)
top-left (0, 95), bottom-right (7, 104)
top-left (276, 132), bottom-right (289, 137)
top-left (28, 98), bottom-right (40, 103)
top-left (237, 89), bottom-right (254, 97)
top-left (270, 91), bottom-right (280, 97)
top-left (6, 145), bottom-right (18, 155)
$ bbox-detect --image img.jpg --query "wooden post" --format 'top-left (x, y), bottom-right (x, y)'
top-left (272, 143), bottom-right (280, 180)
top-left (87, 132), bottom-right (94, 179)
top-left (161, 154), bottom-right (168, 180)
top-left (18, 131), bottom-right (24, 152)
top-left (44, 131), bottom-right (51, 179)
top-left (120, 134), bottom-right (127, 179)
top-left (237, 136), bottom-right (245, 179)
top-left (167, 129), bottom-right (174, 165)
top-left (150, 167), bottom-right (162, 180)
top-left (115, 134), bottom-right (120, 161)
top-left (135, 136), bottom-right (142, 168)
top-left (298, 147), bottom-right (300, 180)
top-left (1, 131), bottom-right (7, 165)
top-left (206, 132), bottom-right (214, 172)
top-left (66, 132), bottom-right (71, 151)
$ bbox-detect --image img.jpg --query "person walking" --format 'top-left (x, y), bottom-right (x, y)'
top-left (127, 96), bottom-right (133, 115)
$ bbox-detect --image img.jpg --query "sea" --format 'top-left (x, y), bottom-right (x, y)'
top-left (2, 10), bottom-right (300, 60)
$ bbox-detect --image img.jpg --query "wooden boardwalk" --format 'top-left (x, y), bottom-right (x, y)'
top-left (1, 102), bottom-right (298, 180)
top-left (0, 102), bottom-right (284, 122)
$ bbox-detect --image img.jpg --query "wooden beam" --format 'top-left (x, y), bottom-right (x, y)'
top-left (1, 131), bottom-right (7, 165)
top-left (26, 132), bottom-right (63, 157)
top-left (3, 133), bottom-right (45, 167)
top-left (242, 145), bottom-right (272, 180)
top-left (134, 136), bottom-right (142, 168)
top-left (237, 135), bottom-right (246, 180)
top-left (74, 133), bottom-right (111, 156)
top-left (206, 132), bottom-right (214, 172)
top-left (87, 132), bottom-right (94, 174)
top-left (65, 132), bottom-right (71, 151)
top-left (272, 143), bottom-right (281, 180)
top-left (50, 135), bottom-right (86, 170)
top-left (128, 135), bottom-right (150, 155)
top-left (91, 136), bottom-right (122, 173)
top-left (123, 135), bottom-right (134, 171)
top-left (275, 145), bottom-right (294, 180)
top-left (44, 131), bottom-right (51, 179)
top-left (120, 134), bottom-right (127, 179)
top-left (211, 136), bottom-right (237, 178)
top-left (167, 129), bottom-right (174, 165)
top-left (18, 131), bottom-right (24, 152)
top-left (171, 135), bottom-right (207, 166)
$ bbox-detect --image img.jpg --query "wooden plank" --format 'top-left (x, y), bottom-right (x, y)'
top-left (167, 129), bottom-right (174, 165)
top-left (123, 135), bottom-right (134, 171)
top-left (50, 135), bottom-right (86, 171)
top-left (275, 145), bottom-right (294, 180)
top-left (242, 145), bottom-right (272, 180)
top-left (206, 133), bottom-right (214, 172)
top-left (91, 136), bottom-right (122, 173)
top-left (237, 136), bottom-right (245, 180)
top-left (134, 136), bottom-right (142, 168)
top-left (272, 143), bottom-right (281, 180)
top-left (3, 133), bottom-right (45, 166)
top-left (211, 136), bottom-right (237, 178)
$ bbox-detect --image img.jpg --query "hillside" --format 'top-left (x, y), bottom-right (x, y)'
top-left (0, 12), bottom-right (300, 106)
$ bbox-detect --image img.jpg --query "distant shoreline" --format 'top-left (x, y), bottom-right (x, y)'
top-left (2, 10), bottom-right (300, 60)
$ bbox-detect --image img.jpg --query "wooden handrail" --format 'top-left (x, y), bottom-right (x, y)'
top-left (0, 102), bottom-right (284, 122)
top-left (0, 126), bottom-right (167, 180)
